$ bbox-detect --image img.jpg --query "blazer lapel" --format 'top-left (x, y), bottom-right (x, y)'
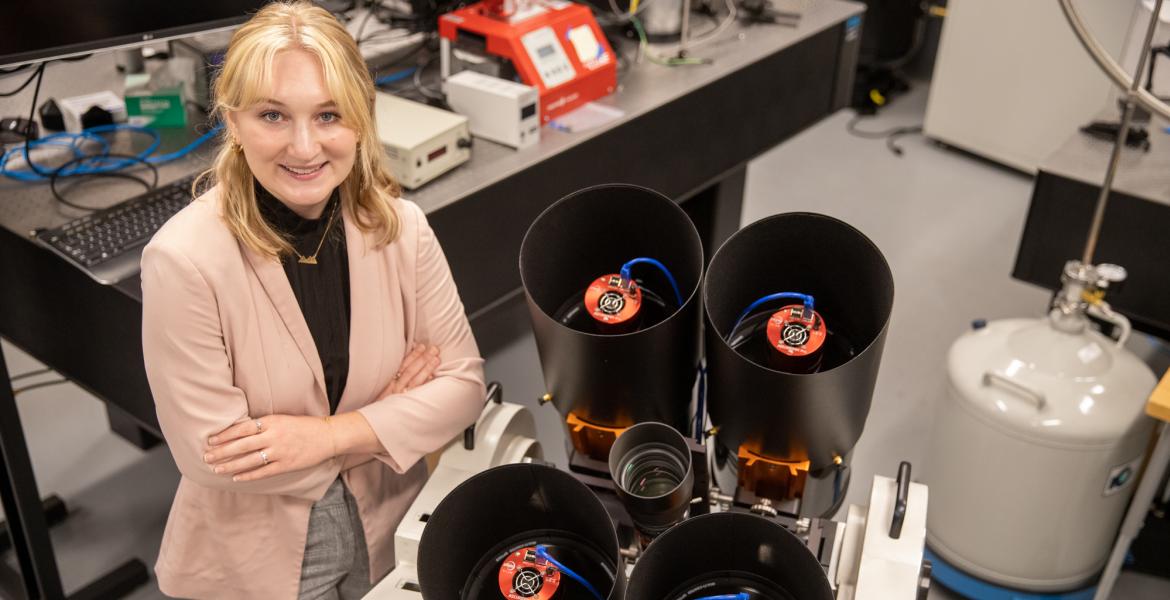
top-left (336, 207), bottom-right (386, 415)
top-left (242, 242), bottom-right (328, 405)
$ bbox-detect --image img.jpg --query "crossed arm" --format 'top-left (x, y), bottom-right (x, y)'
top-left (199, 344), bottom-right (441, 482)
top-left (141, 204), bottom-right (484, 500)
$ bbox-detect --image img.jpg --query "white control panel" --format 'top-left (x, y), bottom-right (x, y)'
top-left (568, 24), bottom-right (604, 67)
top-left (520, 26), bottom-right (575, 89)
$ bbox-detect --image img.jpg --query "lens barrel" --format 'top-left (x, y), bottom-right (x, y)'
top-left (608, 421), bottom-right (695, 539)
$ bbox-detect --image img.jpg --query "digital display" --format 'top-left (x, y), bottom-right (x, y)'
top-left (521, 103), bottom-right (537, 120)
top-left (427, 145), bottom-right (448, 162)
top-left (522, 26), bottom-right (575, 89)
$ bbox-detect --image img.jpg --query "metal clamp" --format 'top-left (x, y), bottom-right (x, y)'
top-left (982, 371), bottom-right (1046, 411)
top-left (890, 461), bottom-right (911, 539)
top-left (463, 382), bottom-right (504, 451)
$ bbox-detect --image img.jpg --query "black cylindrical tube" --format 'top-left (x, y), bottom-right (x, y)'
top-left (519, 184), bottom-right (704, 433)
top-left (703, 212), bottom-right (894, 470)
top-left (417, 463), bottom-right (625, 600)
top-left (626, 512), bottom-right (834, 600)
top-left (608, 421), bottom-right (695, 539)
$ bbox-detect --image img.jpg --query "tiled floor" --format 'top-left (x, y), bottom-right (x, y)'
top-left (3, 82), bottom-right (1169, 599)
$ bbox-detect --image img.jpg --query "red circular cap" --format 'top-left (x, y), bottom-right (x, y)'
top-left (497, 546), bottom-right (562, 600)
top-left (584, 274), bottom-right (642, 325)
top-left (766, 304), bottom-right (827, 357)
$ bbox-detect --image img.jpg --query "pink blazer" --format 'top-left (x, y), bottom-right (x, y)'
top-left (141, 187), bottom-right (485, 600)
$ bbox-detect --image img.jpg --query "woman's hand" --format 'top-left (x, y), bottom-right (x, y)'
top-left (203, 343), bottom-right (442, 481)
top-left (203, 415), bottom-right (334, 482)
top-left (389, 343), bottom-right (441, 394)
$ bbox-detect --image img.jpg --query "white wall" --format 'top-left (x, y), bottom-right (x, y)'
top-left (924, 0), bottom-right (1140, 173)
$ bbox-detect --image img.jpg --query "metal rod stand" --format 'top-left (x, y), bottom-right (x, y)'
top-left (1080, 0), bottom-right (1163, 265)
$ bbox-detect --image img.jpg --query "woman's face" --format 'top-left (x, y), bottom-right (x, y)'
top-left (229, 49), bottom-right (358, 219)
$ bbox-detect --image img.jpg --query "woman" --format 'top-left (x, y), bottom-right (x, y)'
top-left (140, 2), bottom-right (485, 599)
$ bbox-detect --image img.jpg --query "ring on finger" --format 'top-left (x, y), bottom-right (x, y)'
top-left (259, 450), bottom-right (269, 465)
top-left (254, 419), bottom-right (263, 433)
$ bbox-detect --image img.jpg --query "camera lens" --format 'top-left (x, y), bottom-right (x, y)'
top-left (618, 443), bottom-right (688, 497)
top-left (608, 422), bottom-right (694, 539)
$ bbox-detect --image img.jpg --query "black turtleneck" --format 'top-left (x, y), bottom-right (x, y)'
top-left (256, 182), bottom-right (350, 414)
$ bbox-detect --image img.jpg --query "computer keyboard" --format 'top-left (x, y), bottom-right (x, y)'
top-left (36, 174), bottom-right (198, 285)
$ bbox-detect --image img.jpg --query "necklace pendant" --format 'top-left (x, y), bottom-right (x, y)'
top-left (297, 255), bottom-right (318, 265)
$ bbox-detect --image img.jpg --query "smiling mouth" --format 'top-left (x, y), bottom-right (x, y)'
top-left (280, 163), bottom-right (326, 175)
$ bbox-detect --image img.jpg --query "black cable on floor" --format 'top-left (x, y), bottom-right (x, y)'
top-left (886, 125), bottom-right (924, 156)
top-left (847, 113), bottom-right (924, 157)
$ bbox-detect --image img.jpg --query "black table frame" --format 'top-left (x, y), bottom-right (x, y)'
top-left (0, 347), bottom-right (150, 600)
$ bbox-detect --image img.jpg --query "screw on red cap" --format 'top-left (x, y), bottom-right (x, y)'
top-left (584, 274), bottom-right (642, 326)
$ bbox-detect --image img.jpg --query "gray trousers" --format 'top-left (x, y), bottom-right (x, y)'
top-left (298, 478), bottom-right (373, 600)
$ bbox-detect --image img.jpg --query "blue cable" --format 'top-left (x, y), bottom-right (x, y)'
top-left (694, 594), bottom-right (749, 600)
top-left (1, 131), bottom-right (113, 181)
top-left (375, 66), bottom-right (417, 86)
top-left (831, 461), bottom-right (846, 505)
top-left (143, 126), bottom-right (221, 164)
top-left (619, 257), bottom-right (684, 307)
top-left (1, 123), bottom-right (220, 182)
top-left (3, 127), bottom-right (153, 180)
top-left (17, 125), bottom-right (161, 178)
top-left (729, 292), bottom-right (815, 340)
top-left (87, 124), bottom-right (163, 159)
top-left (694, 362), bottom-right (707, 442)
top-left (534, 545), bottom-right (604, 600)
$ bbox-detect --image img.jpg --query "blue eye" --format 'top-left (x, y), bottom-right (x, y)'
top-left (261, 111), bottom-right (282, 123)
top-left (320, 112), bottom-right (340, 123)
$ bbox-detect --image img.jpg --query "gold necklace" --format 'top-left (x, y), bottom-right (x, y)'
top-left (294, 201), bottom-right (340, 265)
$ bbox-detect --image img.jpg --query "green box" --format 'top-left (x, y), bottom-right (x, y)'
top-left (125, 85), bottom-right (187, 128)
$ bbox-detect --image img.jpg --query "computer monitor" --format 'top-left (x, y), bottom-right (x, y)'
top-left (0, 1), bottom-right (271, 69)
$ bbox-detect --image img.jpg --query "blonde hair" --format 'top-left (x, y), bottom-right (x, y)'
top-left (197, 0), bottom-right (400, 257)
